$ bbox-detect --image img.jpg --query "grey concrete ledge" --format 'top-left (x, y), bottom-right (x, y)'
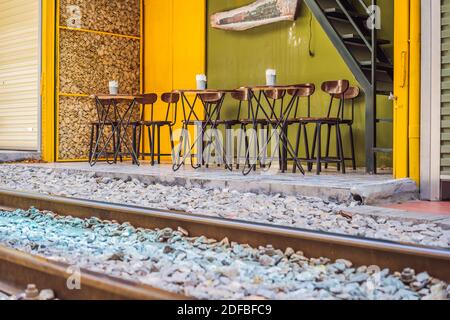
top-left (350, 179), bottom-right (419, 205)
top-left (16, 163), bottom-right (419, 206)
top-left (345, 206), bottom-right (450, 230)
top-left (0, 151), bottom-right (40, 163)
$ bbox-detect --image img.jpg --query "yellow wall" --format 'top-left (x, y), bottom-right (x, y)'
top-left (143, 0), bottom-right (205, 160)
top-left (393, 0), bottom-right (421, 184)
top-left (409, 0), bottom-right (421, 185)
top-left (145, 0), bottom-right (420, 176)
top-left (41, 0), bottom-right (420, 179)
top-left (41, 0), bottom-right (56, 162)
top-left (393, 0), bottom-right (410, 178)
top-left (41, 0), bottom-right (205, 162)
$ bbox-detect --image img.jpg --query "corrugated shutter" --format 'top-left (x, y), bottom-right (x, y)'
top-left (0, 0), bottom-right (39, 151)
top-left (442, 0), bottom-right (450, 177)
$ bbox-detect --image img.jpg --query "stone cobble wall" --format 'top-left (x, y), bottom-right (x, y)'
top-left (57, 0), bottom-right (141, 160)
top-left (60, 0), bottom-right (140, 36)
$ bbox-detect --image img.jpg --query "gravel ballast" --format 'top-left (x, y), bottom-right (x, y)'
top-left (0, 165), bottom-right (448, 248)
top-left (0, 208), bottom-right (448, 300)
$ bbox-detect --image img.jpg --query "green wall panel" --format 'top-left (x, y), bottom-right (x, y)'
top-left (207, 0), bottom-right (393, 167)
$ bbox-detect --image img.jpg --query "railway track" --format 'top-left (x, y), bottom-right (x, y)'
top-left (0, 245), bottom-right (185, 300)
top-left (0, 188), bottom-right (449, 300)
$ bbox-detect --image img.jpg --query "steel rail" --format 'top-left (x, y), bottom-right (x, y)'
top-left (0, 245), bottom-right (186, 300)
top-left (0, 188), bottom-right (449, 285)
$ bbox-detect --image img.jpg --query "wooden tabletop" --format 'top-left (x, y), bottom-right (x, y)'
top-left (91, 85), bottom-right (313, 100)
top-left (91, 94), bottom-right (145, 101)
top-left (173, 85), bottom-right (312, 94)
top-left (243, 84), bottom-right (314, 91)
top-left (173, 89), bottom-right (243, 94)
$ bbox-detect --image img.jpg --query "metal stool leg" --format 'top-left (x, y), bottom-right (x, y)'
top-left (281, 125), bottom-right (288, 173)
top-left (157, 125), bottom-right (161, 164)
top-left (311, 125), bottom-right (318, 173)
top-left (236, 125), bottom-right (244, 170)
top-left (316, 123), bottom-right (322, 175)
top-left (89, 124), bottom-right (95, 162)
top-left (349, 124), bottom-right (357, 170)
top-left (116, 127), bottom-right (123, 163)
top-left (225, 124), bottom-right (233, 170)
top-left (132, 125), bottom-right (137, 165)
top-left (151, 124), bottom-right (156, 166)
top-left (205, 126), bottom-right (210, 169)
top-left (146, 125), bottom-right (152, 165)
top-left (243, 126), bottom-right (250, 169)
top-left (336, 124), bottom-right (346, 174)
top-left (137, 125), bottom-right (143, 160)
top-left (112, 126), bottom-right (118, 164)
top-left (261, 124), bottom-right (267, 169)
top-left (335, 124), bottom-right (341, 172)
top-left (169, 126), bottom-right (175, 163)
top-left (303, 123), bottom-right (311, 171)
top-left (325, 124), bottom-right (332, 169)
top-left (251, 125), bottom-right (258, 171)
top-left (293, 123), bottom-right (302, 173)
top-left (139, 124), bottom-right (144, 160)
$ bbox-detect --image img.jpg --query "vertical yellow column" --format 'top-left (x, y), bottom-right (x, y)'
top-left (41, 0), bottom-right (56, 162)
top-left (144, 0), bottom-right (173, 95)
top-left (409, 0), bottom-right (421, 185)
top-left (144, 0), bottom-right (206, 161)
top-left (173, 0), bottom-right (206, 161)
top-left (144, 0), bottom-right (174, 159)
top-left (393, 0), bottom-right (410, 179)
top-left (172, 0), bottom-right (206, 89)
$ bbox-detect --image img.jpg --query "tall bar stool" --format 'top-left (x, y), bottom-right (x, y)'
top-left (132, 93), bottom-right (158, 164)
top-left (286, 84), bottom-right (316, 173)
top-left (265, 89), bottom-right (289, 171)
top-left (139, 93), bottom-right (179, 166)
top-left (324, 86), bottom-right (360, 171)
top-left (241, 88), bottom-right (287, 171)
top-left (183, 92), bottom-right (225, 168)
top-left (89, 122), bottom-right (114, 164)
top-left (217, 89), bottom-right (251, 170)
top-left (306, 80), bottom-right (350, 175)
top-left (89, 99), bottom-right (119, 164)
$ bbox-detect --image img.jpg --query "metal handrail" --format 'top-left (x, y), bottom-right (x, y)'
top-left (337, 0), bottom-right (379, 173)
top-left (304, 0), bottom-right (381, 174)
top-left (370, 0), bottom-right (377, 164)
top-left (350, 0), bottom-right (378, 89)
top-left (357, 0), bottom-right (369, 11)
top-left (336, 0), bottom-right (372, 51)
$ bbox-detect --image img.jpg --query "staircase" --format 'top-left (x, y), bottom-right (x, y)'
top-left (304, 0), bottom-right (393, 174)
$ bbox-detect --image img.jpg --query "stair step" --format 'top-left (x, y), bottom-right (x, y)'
top-left (342, 33), bottom-right (391, 46)
top-left (376, 90), bottom-right (392, 96)
top-left (376, 118), bottom-right (393, 123)
top-left (362, 68), bottom-right (393, 83)
top-left (376, 84), bottom-right (394, 95)
top-left (360, 61), bottom-right (394, 72)
top-left (324, 7), bottom-right (366, 21)
top-left (373, 148), bottom-right (393, 154)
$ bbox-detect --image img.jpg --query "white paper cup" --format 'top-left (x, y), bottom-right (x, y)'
top-left (197, 80), bottom-right (207, 90)
top-left (109, 81), bottom-right (119, 95)
top-left (196, 75), bottom-right (207, 90)
top-left (266, 69), bottom-right (277, 86)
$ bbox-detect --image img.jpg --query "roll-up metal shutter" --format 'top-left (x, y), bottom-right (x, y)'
top-left (0, 0), bottom-right (39, 151)
top-left (442, 0), bottom-right (450, 178)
